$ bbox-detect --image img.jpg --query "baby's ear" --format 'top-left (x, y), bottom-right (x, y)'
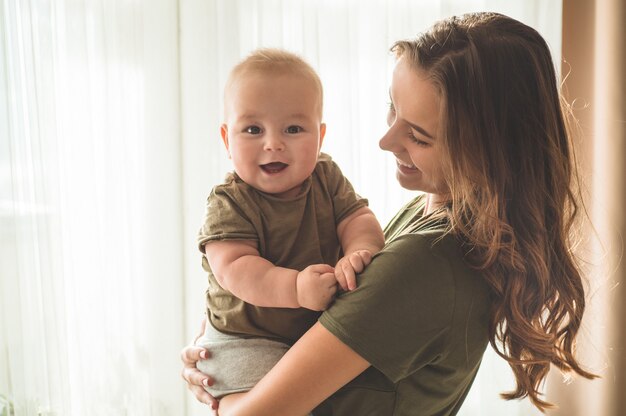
top-left (319, 123), bottom-right (327, 150)
top-left (220, 124), bottom-right (231, 158)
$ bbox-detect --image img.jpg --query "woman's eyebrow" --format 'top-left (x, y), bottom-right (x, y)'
top-left (407, 121), bottom-right (435, 139)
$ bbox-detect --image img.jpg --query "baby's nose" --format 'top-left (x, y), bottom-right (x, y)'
top-left (264, 134), bottom-right (285, 151)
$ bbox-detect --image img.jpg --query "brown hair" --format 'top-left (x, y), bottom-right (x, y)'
top-left (224, 48), bottom-right (324, 118)
top-left (392, 12), bottom-right (596, 411)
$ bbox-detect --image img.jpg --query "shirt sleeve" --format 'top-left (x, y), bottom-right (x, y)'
top-left (319, 233), bottom-right (456, 382)
top-left (317, 154), bottom-right (369, 224)
top-left (197, 185), bottom-right (258, 253)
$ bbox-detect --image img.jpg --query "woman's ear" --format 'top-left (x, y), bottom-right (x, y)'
top-left (220, 124), bottom-right (231, 158)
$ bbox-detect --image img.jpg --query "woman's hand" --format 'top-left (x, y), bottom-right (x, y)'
top-left (180, 319), bottom-right (219, 411)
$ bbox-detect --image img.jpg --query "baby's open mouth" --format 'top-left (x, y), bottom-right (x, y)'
top-left (260, 162), bottom-right (288, 174)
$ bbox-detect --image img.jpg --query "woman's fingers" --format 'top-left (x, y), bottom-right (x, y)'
top-left (180, 347), bottom-right (219, 410)
top-left (181, 364), bottom-right (214, 386)
top-left (180, 345), bottom-right (214, 387)
top-left (181, 344), bottom-right (210, 365)
top-left (188, 383), bottom-right (219, 409)
top-left (181, 318), bottom-right (218, 409)
top-left (180, 345), bottom-right (216, 394)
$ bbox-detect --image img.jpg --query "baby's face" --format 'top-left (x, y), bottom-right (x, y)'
top-left (221, 71), bottom-right (325, 198)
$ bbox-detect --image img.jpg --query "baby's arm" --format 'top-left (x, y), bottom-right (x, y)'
top-left (204, 241), bottom-right (337, 311)
top-left (335, 206), bottom-right (385, 291)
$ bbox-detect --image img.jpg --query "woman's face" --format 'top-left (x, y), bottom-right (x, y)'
top-left (380, 56), bottom-right (448, 195)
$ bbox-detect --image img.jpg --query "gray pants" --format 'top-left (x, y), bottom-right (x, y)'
top-left (195, 321), bottom-right (290, 398)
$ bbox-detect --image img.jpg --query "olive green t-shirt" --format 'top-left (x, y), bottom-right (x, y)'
top-left (316, 196), bottom-right (491, 415)
top-left (198, 153), bottom-right (368, 345)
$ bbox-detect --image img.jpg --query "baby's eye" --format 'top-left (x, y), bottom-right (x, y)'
top-left (285, 125), bottom-right (303, 134)
top-left (244, 126), bottom-right (262, 134)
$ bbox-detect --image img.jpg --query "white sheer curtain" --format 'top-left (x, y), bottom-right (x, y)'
top-left (1, 0), bottom-right (184, 415)
top-left (1, 0), bottom-right (562, 415)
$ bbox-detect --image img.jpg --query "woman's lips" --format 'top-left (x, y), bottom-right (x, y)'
top-left (396, 159), bottom-right (417, 173)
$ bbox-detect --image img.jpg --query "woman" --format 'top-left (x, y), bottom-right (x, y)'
top-left (182, 12), bottom-right (596, 415)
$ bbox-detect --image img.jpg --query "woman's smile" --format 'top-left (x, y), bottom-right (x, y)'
top-left (396, 158), bottom-right (418, 173)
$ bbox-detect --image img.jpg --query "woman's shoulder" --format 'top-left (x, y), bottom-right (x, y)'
top-left (384, 231), bottom-right (487, 295)
top-left (383, 213), bottom-right (457, 256)
top-left (327, 230), bottom-right (475, 321)
top-left (373, 231), bottom-right (466, 289)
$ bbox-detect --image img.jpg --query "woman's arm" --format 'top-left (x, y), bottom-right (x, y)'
top-left (218, 322), bottom-right (370, 416)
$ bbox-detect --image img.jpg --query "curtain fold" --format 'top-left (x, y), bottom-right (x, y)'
top-left (1, 1), bottom-right (184, 415)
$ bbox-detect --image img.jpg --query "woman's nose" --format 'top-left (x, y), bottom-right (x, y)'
top-left (379, 126), bottom-right (398, 152)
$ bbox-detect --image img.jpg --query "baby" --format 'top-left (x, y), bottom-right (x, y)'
top-left (195, 48), bottom-right (384, 398)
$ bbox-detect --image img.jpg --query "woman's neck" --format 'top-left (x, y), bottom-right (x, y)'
top-left (423, 193), bottom-right (449, 215)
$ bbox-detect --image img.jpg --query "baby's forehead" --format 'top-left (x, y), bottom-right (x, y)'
top-left (224, 67), bottom-right (324, 116)
top-left (228, 67), bottom-right (318, 91)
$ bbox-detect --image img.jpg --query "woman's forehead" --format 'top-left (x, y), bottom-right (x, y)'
top-left (391, 58), bottom-right (440, 132)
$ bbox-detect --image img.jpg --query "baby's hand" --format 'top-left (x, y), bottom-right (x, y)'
top-left (335, 250), bottom-right (373, 291)
top-left (296, 264), bottom-right (337, 311)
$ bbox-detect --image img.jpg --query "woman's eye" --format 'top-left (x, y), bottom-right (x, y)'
top-left (386, 105), bottom-right (396, 126)
top-left (386, 102), bottom-right (397, 126)
top-left (286, 125), bottom-right (303, 134)
top-left (244, 126), bottom-right (262, 134)
top-left (409, 132), bottom-right (429, 147)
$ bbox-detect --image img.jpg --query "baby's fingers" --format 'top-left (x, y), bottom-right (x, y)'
top-left (340, 261), bottom-right (357, 291)
top-left (308, 263), bottom-right (335, 275)
top-left (334, 264), bottom-right (349, 291)
top-left (349, 251), bottom-right (373, 273)
top-left (321, 271), bottom-right (339, 288)
top-left (356, 250), bottom-right (373, 266)
top-left (319, 273), bottom-right (338, 310)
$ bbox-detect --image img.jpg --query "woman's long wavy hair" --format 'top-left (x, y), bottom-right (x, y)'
top-left (393, 12), bottom-right (596, 411)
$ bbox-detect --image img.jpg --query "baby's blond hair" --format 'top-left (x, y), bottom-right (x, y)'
top-left (224, 48), bottom-right (323, 118)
